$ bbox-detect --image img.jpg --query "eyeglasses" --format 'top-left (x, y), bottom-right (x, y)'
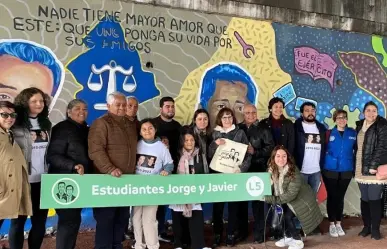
top-left (336, 116), bottom-right (348, 120)
top-left (0, 112), bottom-right (18, 119)
top-left (221, 116), bottom-right (233, 120)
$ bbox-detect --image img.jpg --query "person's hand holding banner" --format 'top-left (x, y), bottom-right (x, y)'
top-left (74, 164), bottom-right (84, 175)
top-left (210, 139), bottom-right (248, 173)
top-left (111, 168), bottom-right (122, 177)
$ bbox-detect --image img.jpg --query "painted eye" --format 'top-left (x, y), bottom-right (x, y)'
top-left (217, 104), bottom-right (225, 110)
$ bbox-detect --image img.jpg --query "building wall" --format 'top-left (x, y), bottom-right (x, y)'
top-left (130, 0), bottom-right (387, 36)
top-left (0, 0), bottom-right (386, 234)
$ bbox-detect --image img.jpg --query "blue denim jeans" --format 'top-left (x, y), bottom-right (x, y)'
top-left (301, 171), bottom-right (321, 194)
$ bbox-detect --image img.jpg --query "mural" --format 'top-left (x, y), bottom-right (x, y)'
top-left (0, 0), bottom-right (386, 234)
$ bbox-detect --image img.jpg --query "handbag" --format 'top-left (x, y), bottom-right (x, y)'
top-left (270, 204), bottom-right (283, 231)
top-left (376, 165), bottom-right (387, 180)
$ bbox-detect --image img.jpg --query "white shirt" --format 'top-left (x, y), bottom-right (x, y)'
top-left (301, 122), bottom-right (321, 174)
top-left (29, 118), bottom-right (49, 183)
top-left (135, 140), bottom-right (173, 175)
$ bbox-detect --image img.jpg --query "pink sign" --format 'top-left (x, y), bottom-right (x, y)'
top-left (294, 47), bottom-right (338, 91)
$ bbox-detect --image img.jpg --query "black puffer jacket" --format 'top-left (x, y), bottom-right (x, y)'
top-left (260, 115), bottom-right (295, 155)
top-left (355, 116), bottom-right (387, 175)
top-left (47, 118), bottom-right (92, 174)
top-left (209, 125), bottom-right (251, 172)
top-left (239, 121), bottom-right (275, 172)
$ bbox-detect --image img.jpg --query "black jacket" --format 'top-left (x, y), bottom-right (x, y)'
top-left (209, 125), bottom-right (251, 172)
top-left (239, 121), bottom-right (275, 172)
top-left (355, 116), bottom-right (387, 175)
top-left (260, 115), bottom-right (295, 155)
top-left (294, 118), bottom-right (327, 171)
top-left (47, 118), bottom-right (92, 174)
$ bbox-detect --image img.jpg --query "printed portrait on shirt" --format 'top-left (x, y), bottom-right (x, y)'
top-left (31, 130), bottom-right (48, 143)
top-left (136, 154), bottom-right (157, 169)
top-left (305, 133), bottom-right (321, 144)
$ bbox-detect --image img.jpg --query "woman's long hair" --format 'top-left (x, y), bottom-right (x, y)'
top-left (14, 87), bottom-right (51, 131)
top-left (267, 145), bottom-right (296, 180)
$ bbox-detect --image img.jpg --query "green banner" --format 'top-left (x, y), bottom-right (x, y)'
top-left (40, 173), bottom-right (271, 209)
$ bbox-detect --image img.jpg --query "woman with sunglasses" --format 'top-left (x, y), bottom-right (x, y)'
top-left (0, 101), bottom-right (32, 231)
top-left (10, 87), bottom-right (52, 249)
top-left (323, 110), bottom-right (356, 238)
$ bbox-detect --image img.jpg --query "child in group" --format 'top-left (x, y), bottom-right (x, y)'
top-left (133, 119), bottom-right (174, 249)
top-left (169, 127), bottom-right (210, 249)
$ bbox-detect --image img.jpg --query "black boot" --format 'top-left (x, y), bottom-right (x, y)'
top-left (212, 234), bottom-right (222, 248)
top-left (358, 199), bottom-right (371, 237)
top-left (369, 199), bottom-right (382, 240)
top-left (226, 234), bottom-right (235, 247)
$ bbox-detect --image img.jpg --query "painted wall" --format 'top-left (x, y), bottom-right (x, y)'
top-left (0, 0), bottom-right (386, 234)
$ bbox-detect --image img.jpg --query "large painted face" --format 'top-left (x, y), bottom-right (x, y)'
top-left (208, 80), bottom-right (250, 128)
top-left (0, 55), bottom-right (54, 102)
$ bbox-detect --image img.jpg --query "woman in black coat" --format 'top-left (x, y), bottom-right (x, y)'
top-left (355, 101), bottom-right (387, 240)
top-left (208, 108), bottom-right (251, 247)
top-left (47, 99), bottom-right (92, 249)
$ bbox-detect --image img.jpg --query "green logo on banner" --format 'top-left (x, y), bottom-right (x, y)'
top-left (41, 173), bottom-right (271, 209)
top-left (52, 178), bottom-right (80, 205)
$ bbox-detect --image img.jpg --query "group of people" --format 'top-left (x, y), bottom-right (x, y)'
top-left (0, 87), bottom-right (386, 249)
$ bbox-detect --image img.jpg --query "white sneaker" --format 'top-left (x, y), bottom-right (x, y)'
top-left (288, 239), bottom-right (304, 249)
top-left (336, 224), bottom-right (345, 236)
top-left (275, 237), bottom-right (294, 247)
top-left (329, 224), bottom-right (339, 238)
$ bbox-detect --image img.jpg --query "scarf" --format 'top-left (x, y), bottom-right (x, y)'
top-left (362, 120), bottom-right (375, 132)
top-left (194, 127), bottom-right (210, 174)
top-left (214, 124), bottom-right (236, 133)
top-left (176, 148), bottom-right (199, 217)
top-left (269, 165), bottom-right (289, 196)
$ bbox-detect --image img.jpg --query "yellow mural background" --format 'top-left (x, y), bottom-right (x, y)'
top-left (175, 18), bottom-right (291, 125)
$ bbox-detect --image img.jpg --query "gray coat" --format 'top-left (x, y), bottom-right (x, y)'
top-left (12, 125), bottom-right (51, 173)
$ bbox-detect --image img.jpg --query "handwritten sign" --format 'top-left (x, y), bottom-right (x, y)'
top-left (273, 83), bottom-right (296, 106)
top-left (295, 97), bottom-right (318, 111)
top-left (210, 139), bottom-right (248, 174)
top-left (12, 5), bottom-right (233, 54)
top-left (294, 47), bottom-right (338, 91)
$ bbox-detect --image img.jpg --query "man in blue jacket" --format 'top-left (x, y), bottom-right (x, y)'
top-left (294, 102), bottom-right (327, 194)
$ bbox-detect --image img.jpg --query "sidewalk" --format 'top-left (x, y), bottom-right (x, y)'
top-left (1, 218), bottom-right (386, 249)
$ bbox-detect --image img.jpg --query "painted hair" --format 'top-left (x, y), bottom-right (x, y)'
top-left (0, 40), bottom-right (62, 95)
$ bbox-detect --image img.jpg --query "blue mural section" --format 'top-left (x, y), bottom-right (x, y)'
top-left (67, 17), bottom-right (159, 123)
top-left (273, 23), bottom-right (386, 124)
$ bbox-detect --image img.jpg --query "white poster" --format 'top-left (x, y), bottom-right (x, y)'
top-left (210, 139), bottom-right (248, 173)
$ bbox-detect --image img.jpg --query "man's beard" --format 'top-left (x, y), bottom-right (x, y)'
top-left (161, 112), bottom-right (175, 119)
top-left (303, 115), bottom-right (315, 123)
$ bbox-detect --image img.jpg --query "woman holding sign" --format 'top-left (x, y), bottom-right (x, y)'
top-left (169, 127), bottom-right (211, 249)
top-left (46, 99), bottom-right (92, 249)
top-left (133, 118), bottom-right (173, 249)
top-left (264, 146), bottom-right (323, 249)
top-left (208, 108), bottom-right (251, 247)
